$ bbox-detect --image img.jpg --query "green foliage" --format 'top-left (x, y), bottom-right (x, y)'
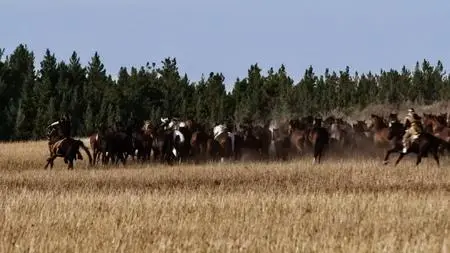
top-left (0, 43), bottom-right (449, 140)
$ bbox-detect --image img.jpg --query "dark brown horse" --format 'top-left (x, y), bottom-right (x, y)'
top-left (383, 121), bottom-right (450, 166)
top-left (308, 118), bottom-right (330, 164)
top-left (268, 121), bottom-right (290, 161)
top-left (133, 120), bottom-right (154, 162)
top-left (190, 123), bottom-right (210, 163)
top-left (211, 124), bottom-right (234, 162)
top-left (240, 124), bottom-right (264, 160)
top-left (45, 138), bottom-right (93, 170)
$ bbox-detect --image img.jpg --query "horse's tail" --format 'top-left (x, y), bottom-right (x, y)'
top-left (78, 140), bottom-right (93, 166)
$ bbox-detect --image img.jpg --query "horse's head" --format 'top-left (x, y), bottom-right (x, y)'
top-left (368, 114), bottom-right (386, 131)
top-left (388, 113), bottom-right (398, 122)
top-left (437, 113), bottom-right (448, 126)
top-left (323, 116), bottom-right (335, 128)
top-left (288, 119), bottom-right (303, 133)
top-left (313, 118), bottom-right (322, 128)
top-left (47, 127), bottom-right (61, 144)
top-left (301, 116), bottom-right (314, 126)
top-left (387, 121), bottom-right (405, 140)
top-left (353, 120), bottom-right (368, 133)
top-left (422, 113), bottom-right (437, 129)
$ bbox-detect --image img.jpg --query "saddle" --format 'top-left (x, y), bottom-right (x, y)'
top-left (407, 133), bottom-right (421, 147)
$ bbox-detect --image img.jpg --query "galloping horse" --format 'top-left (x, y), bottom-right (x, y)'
top-left (308, 118), bottom-right (330, 164)
top-left (45, 137), bottom-right (93, 170)
top-left (189, 123), bottom-right (210, 163)
top-left (267, 120), bottom-right (290, 161)
top-left (368, 114), bottom-right (390, 146)
top-left (287, 119), bottom-right (308, 156)
top-left (134, 120), bottom-right (154, 162)
top-left (383, 121), bottom-right (450, 166)
top-left (328, 117), bottom-right (353, 149)
top-left (211, 124), bottom-right (234, 162)
top-left (89, 132), bottom-right (103, 164)
top-left (423, 113), bottom-right (450, 142)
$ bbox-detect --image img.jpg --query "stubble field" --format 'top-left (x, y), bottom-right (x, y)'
top-left (0, 140), bottom-right (449, 252)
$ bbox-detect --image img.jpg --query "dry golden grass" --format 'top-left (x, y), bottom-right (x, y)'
top-left (0, 140), bottom-right (449, 252)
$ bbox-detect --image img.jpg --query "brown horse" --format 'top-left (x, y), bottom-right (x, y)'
top-left (267, 120), bottom-right (290, 161)
top-left (353, 120), bottom-right (370, 137)
top-left (368, 114), bottom-right (390, 146)
top-left (45, 138), bottom-right (93, 170)
top-left (328, 117), bottom-right (353, 148)
top-left (423, 113), bottom-right (450, 142)
top-left (211, 124), bottom-right (234, 162)
top-left (89, 133), bottom-right (103, 164)
top-left (190, 128), bottom-right (209, 163)
top-left (134, 120), bottom-right (154, 162)
top-left (288, 119), bottom-right (308, 156)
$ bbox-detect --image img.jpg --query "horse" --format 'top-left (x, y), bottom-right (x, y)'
top-left (368, 114), bottom-right (390, 147)
top-left (211, 124), bottom-right (234, 162)
top-left (190, 124), bottom-right (210, 163)
top-left (328, 117), bottom-right (353, 149)
top-left (45, 137), bottom-right (93, 170)
top-left (267, 120), bottom-right (290, 161)
top-left (47, 125), bottom-right (83, 162)
top-left (423, 113), bottom-right (450, 142)
top-left (383, 121), bottom-right (450, 166)
top-left (101, 125), bottom-right (134, 166)
top-left (352, 120), bottom-right (371, 139)
top-left (287, 119), bottom-right (308, 156)
top-left (151, 124), bottom-right (171, 164)
top-left (172, 124), bottom-right (190, 164)
top-left (255, 124), bottom-right (273, 160)
top-left (150, 120), bottom-right (187, 165)
top-left (308, 118), bottom-right (330, 164)
top-left (240, 124), bottom-right (264, 160)
top-left (133, 120), bottom-right (154, 162)
top-left (89, 131), bottom-right (107, 165)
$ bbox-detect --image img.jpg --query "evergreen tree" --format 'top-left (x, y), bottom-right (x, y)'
top-left (34, 49), bottom-right (59, 137)
top-left (85, 52), bottom-right (107, 130)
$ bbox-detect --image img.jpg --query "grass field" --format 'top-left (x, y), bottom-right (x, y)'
top-left (0, 140), bottom-right (449, 252)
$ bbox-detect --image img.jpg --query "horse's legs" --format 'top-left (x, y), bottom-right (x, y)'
top-left (77, 151), bottom-right (83, 160)
top-left (394, 153), bottom-right (406, 166)
top-left (92, 149), bottom-right (96, 164)
top-left (432, 150), bottom-right (440, 167)
top-left (67, 158), bottom-right (74, 170)
top-left (45, 155), bottom-right (57, 169)
top-left (383, 148), bottom-right (396, 164)
top-left (415, 154), bottom-right (423, 166)
top-left (44, 157), bottom-right (52, 169)
top-left (121, 153), bottom-right (127, 166)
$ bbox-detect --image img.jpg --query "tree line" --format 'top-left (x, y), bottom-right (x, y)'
top-left (0, 44), bottom-right (449, 141)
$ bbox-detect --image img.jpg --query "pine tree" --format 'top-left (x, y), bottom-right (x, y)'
top-left (85, 52), bottom-right (107, 129)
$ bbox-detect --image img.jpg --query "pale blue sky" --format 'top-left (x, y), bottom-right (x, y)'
top-left (2, 0), bottom-right (449, 90)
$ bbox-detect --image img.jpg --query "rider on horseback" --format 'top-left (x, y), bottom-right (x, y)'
top-left (402, 108), bottom-right (424, 153)
top-left (47, 113), bottom-right (72, 139)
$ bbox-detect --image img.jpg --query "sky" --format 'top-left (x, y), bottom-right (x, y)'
top-left (2, 0), bottom-right (449, 91)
